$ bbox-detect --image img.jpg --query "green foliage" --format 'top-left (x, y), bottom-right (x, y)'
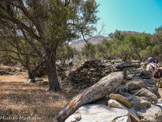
top-left (0, 0), bottom-right (99, 90)
top-left (121, 34), bottom-right (151, 60)
top-left (0, 0), bottom-right (99, 68)
top-left (117, 42), bottom-right (131, 61)
top-left (109, 30), bottom-right (126, 41)
top-left (44, 0), bottom-right (99, 46)
top-left (81, 43), bottom-right (96, 59)
top-left (152, 45), bottom-right (162, 55)
top-left (90, 26), bottom-right (162, 61)
top-left (95, 39), bottom-right (118, 59)
top-left (57, 44), bottom-right (78, 62)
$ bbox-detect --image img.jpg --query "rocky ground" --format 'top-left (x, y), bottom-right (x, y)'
top-left (0, 75), bottom-right (161, 122)
top-left (63, 61), bottom-right (162, 122)
top-left (0, 60), bottom-right (162, 122)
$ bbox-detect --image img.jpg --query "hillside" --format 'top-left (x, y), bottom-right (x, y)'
top-left (69, 31), bottom-right (138, 51)
top-left (69, 36), bottom-right (111, 51)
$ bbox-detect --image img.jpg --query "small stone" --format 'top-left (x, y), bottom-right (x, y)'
top-left (74, 114), bottom-right (81, 121)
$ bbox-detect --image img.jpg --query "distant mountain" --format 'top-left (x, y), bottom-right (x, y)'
top-left (121, 31), bottom-right (137, 34)
top-left (70, 31), bottom-right (137, 51)
top-left (69, 36), bottom-right (111, 51)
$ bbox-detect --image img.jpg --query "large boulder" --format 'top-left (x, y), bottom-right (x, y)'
top-left (134, 88), bottom-right (158, 104)
top-left (126, 78), bottom-right (147, 91)
top-left (136, 104), bottom-right (162, 122)
top-left (108, 99), bottom-right (140, 122)
top-left (146, 86), bottom-right (160, 98)
top-left (65, 104), bottom-right (131, 122)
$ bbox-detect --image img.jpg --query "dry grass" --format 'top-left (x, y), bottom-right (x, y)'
top-left (0, 75), bottom-right (80, 122)
top-left (0, 73), bottom-right (162, 122)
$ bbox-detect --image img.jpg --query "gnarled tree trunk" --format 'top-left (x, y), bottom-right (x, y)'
top-left (57, 71), bottom-right (124, 122)
top-left (45, 49), bottom-right (61, 92)
top-left (28, 71), bottom-right (36, 83)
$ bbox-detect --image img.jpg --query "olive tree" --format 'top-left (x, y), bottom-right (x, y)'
top-left (0, 0), bottom-right (99, 91)
top-left (0, 22), bottom-right (44, 82)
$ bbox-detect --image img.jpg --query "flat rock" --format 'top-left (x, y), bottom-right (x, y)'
top-left (126, 78), bottom-right (146, 91)
top-left (65, 104), bottom-right (130, 122)
top-left (116, 61), bottom-right (140, 70)
top-left (108, 99), bottom-right (140, 122)
top-left (110, 93), bottom-right (131, 107)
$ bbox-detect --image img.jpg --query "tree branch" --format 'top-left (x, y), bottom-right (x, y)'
top-left (0, 4), bottom-right (41, 41)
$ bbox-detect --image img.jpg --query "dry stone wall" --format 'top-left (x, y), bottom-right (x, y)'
top-left (57, 60), bottom-right (162, 122)
top-left (67, 59), bottom-right (115, 89)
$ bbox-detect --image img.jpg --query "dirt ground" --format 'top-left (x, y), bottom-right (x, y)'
top-left (0, 75), bottom-right (80, 122)
top-left (0, 74), bottom-right (162, 122)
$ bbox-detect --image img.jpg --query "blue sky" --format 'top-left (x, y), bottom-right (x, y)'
top-left (95, 0), bottom-right (162, 35)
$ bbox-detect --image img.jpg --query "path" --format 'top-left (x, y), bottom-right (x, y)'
top-left (0, 75), bottom-right (76, 122)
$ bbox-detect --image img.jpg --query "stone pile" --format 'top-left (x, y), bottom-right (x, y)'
top-left (0, 66), bottom-right (23, 75)
top-left (67, 59), bottom-right (115, 89)
top-left (34, 62), bottom-right (68, 79)
top-left (56, 64), bottom-right (68, 81)
top-left (0, 67), bottom-right (9, 75)
top-left (65, 62), bottom-right (162, 122)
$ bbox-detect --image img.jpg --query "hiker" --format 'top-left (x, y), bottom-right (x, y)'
top-left (68, 58), bottom-right (73, 69)
top-left (146, 57), bottom-right (161, 78)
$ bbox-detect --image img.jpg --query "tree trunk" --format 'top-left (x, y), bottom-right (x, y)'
top-left (28, 71), bottom-right (36, 83)
top-left (57, 71), bottom-right (124, 122)
top-left (45, 50), bottom-right (61, 92)
top-left (26, 65), bottom-right (36, 83)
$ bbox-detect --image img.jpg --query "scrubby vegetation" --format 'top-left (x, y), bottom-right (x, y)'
top-left (81, 27), bottom-right (162, 62)
top-left (0, 0), bottom-right (98, 91)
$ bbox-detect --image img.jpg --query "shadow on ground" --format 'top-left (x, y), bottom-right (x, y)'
top-left (0, 75), bottom-right (80, 122)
